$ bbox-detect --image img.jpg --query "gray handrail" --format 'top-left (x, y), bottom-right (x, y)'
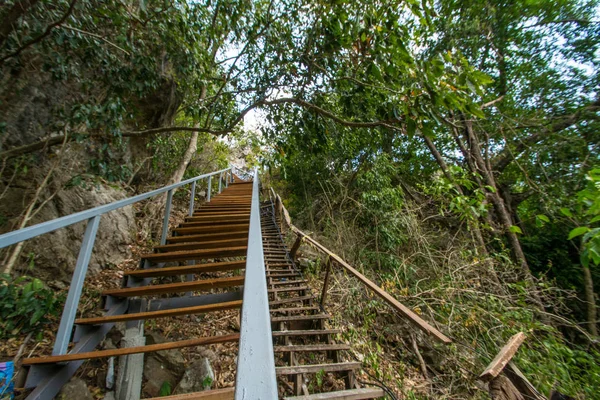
top-left (0, 167), bottom-right (231, 249)
top-left (235, 167), bottom-right (278, 399)
top-left (0, 166), bottom-right (231, 356)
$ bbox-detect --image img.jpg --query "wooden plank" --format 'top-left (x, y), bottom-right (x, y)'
top-left (167, 231), bottom-right (248, 244)
top-left (155, 238), bottom-right (248, 253)
top-left (272, 329), bottom-right (341, 337)
top-left (274, 344), bottom-right (350, 352)
top-left (76, 300), bottom-right (243, 325)
top-left (185, 213), bottom-right (250, 221)
top-left (284, 388), bottom-right (385, 400)
top-left (147, 387), bottom-right (234, 400)
top-left (123, 260), bottom-right (246, 278)
top-left (174, 224), bottom-right (249, 235)
top-left (269, 295), bottom-right (315, 306)
top-left (22, 334), bottom-right (239, 365)
top-left (480, 333), bottom-right (527, 381)
top-left (270, 306), bottom-right (320, 314)
top-left (102, 276), bottom-right (245, 297)
top-left (292, 226), bottom-right (452, 344)
top-left (268, 286), bottom-right (309, 293)
top-left (271, 314), bottom-right (330, 323)
top-left (141, 246), bottom-right (247, 262)
top-left (276, 362), bottom-right (361, 375)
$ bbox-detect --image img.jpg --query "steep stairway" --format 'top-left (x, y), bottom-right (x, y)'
top-left (19, 172), bottom-right (385, 399)
top-left (262, 204), bottom-right (385, 399)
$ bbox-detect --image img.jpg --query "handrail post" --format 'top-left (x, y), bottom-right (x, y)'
top-left (207, 175), bottom-right (212, 202)
top-left (320, 256), bottom-right (333, 309)
top-left (225, 170), bottom-right (229, 188)
top-left (218, 172), bottom-right (223, 193)
top-left (290, 233), bottom-right (304, 262)
top-left (160, 189), bottom-right (173, 245)
top-left (189, 180), bottom-right (197, 216)
top-left (53, 215), bottom-right (101, 355)
top-left (235, 168), bottom-right (278, 399)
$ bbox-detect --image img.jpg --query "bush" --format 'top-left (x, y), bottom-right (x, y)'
top-left (0, 274), bottom-right (63, 339)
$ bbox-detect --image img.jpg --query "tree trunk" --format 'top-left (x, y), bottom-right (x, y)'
top-left (456, 119), bottom-right (546, 313)
top-left (582, 264), bottom-right (598, 337)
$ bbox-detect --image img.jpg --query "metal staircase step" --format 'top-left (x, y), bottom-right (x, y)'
top-left (271, 314), bottom-right (331, 323)
top-left (22, 334), bottom-right (239, 365)
top-left (141, 246), bottom-right (247, 262)
top-left (166, 231), bottom-right (248, 244)
top-left (276, 362), bottom-right (362, 376)
top-left (272, 329), bottom-right (341, 337)
top-left (173, 224), bottom-right (249, 235)
top-left (154, 238), bottom-right (247, 253)
top-left (76, 300), bottom-right (243, 325)
top-left (102, 276), bottom-right (244, 297)
top-left (274, 344), bottom-right (350, 353)
top-left (124, 260), bottom-right (246, 278)
top-left (283, 388), bottom-right (385, 400)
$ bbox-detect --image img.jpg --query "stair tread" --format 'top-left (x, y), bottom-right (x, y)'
top-left (167, 231), bottom-right (248, 244)
top-left (276, 362), bottom-right (362, 375)
top-left (124, 260), bottom-right (246, 278)
top-left (271, 314), bottom-right (330, 322)
top-left (154, 238), bottom-right (247, 253)
top-left (272, 329), bottom-right (341, 336)
top-left (22, 334), bottom-right (239, 365)
top-left (146, 387), bottom-right (234, 399)
top-left (141, 246), bottom-right (247, 262)
top-left (76, 300), bottom-right (243, 325)
top-left (283, 388), bottom-right (385, 400)
top-left (274, 344), bottom-right (350, 352)
top-left (269, 295), bottom-right (315, 305)
top-left (268, 286), bottom-right (309, 293)
top-left (103, 276), bottom-right (244, 297)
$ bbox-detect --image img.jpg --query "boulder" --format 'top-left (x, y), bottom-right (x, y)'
top-left (21, 181), bottom-right (135, 284)
top-left (57, 377), bottom-right (93, 400)
top-left (142, 332), bottom-right (185, 398)
top-left (173, 358), bottom-right (214, 394)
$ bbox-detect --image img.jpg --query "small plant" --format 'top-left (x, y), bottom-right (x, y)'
top-left (0, 274), bottom-right (64, 339)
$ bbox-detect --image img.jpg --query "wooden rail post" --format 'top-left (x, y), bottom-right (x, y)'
top-left (276, 194), bottom-right (283, 232)
top-left (289, 233), bottom-right (304, 262)
top-left (320, 256), bottom-right (333, 309)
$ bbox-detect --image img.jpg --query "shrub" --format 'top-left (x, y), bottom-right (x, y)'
top-left (0, 274), bottom-right (64, 339)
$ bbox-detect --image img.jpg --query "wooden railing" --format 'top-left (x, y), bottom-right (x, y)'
top-left (269, 188), bottom-right (452, 344)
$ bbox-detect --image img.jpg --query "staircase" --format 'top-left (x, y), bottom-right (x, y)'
top-left (262, 204), bottom-right (384, 399)
top-left (7, 168), bottom-right (387, 399)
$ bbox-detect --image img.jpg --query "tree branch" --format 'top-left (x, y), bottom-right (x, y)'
top-left (0, 0), bottom-right (40, 47)
top-left (0, 0), bottom-right (77, 63)
top-left (492, 98), bottom-right (600, 172)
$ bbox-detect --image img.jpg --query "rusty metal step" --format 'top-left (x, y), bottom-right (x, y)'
top-left (76, 300), bottom-right (243, 325)
top-left (272, 329), bottom-right (341, 337)
top-left (146, 387), bottom-right (235, 400)
top-left (283, 388), bottom-right (385, 400)
top-left (174, 224), bottom-right (249, 235)
top-left (274, 344), bottom-right (350, 353)
top-left (269, 296), bottom-right (315, 306)
top-left (271, 314), bottom-right (330, 323)
top-left (22, 334), bottom-right (239, 365)
top-left (142, 246), bottom-right (247, 262)
top-left (166, 231), bottom-right (248, 244)
top-left (124, 260), bottom-right (246, 278)
top-left (270, 306), bottom-right (320, 314)
top-left (268, 286), bottom-right (309, 294)
top-left (154, 238), bottom-right (247, 253)
top-left (102, 276), bottom-right (244, 297)
top-left (276, 362), bottom-right (361, 376)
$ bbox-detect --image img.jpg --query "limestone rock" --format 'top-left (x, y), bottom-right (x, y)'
top-left (173, 358), bottom-right (214, 394)
top-left (142, 332), bottom-right (185, 398)
top-left (57, 377), bottom-right (93, 400)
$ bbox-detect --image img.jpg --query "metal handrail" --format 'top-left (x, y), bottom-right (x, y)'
top-left (234, 168), bottom-right (278, 399)
top-left (0, 166), bottom-right (232, 356)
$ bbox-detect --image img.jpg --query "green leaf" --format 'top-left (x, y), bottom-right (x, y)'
top-left (509, 225), bottom-right (523, 234)
top-left (568, 226), bottom-right (590, 240)
top-left (560, 208), bottom-right (573, 218)
top-left (159, 381), bottom-right (172, 397)
top-left (537, 214), bottom-right (550, 223)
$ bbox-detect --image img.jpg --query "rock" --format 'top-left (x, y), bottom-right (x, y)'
top-left (142, 332), bottom-right (185, 398)
top-left (0, 173), bottom-right (136, 284)
top-left (57, 377), bottom-right (93, 400)
top-left (173, 358), bottom-right (214, 394)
